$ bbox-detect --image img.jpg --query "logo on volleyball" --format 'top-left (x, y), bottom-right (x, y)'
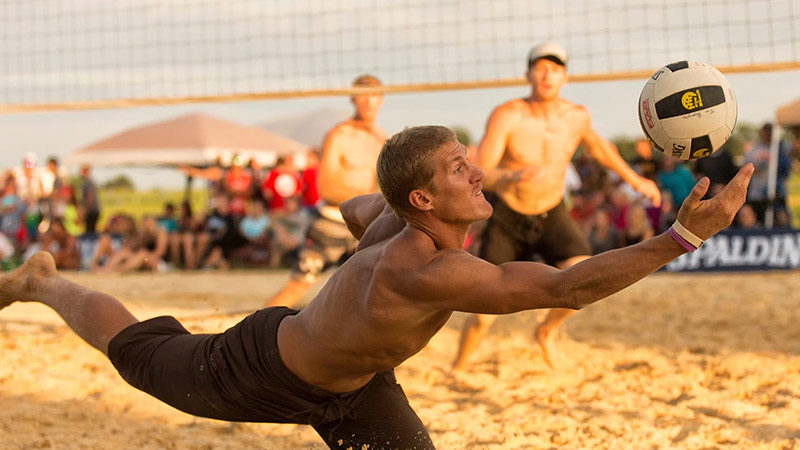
top-left (642, 99), bottom-right (654, 128)
top-left (671, 143), bottom-right (686, 158)
top-left (681, 90), bottom-right (704, 110)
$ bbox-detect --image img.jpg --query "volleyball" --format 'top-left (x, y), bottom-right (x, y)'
top-left (638, 61), bottom-right (737, 160)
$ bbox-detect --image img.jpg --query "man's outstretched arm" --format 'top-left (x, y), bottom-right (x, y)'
top-left (340, 193), bottom-right (406, 249)
top-left (407, 164), bottom-right (753, 314)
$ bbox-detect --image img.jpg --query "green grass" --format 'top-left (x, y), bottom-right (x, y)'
top-left (98, 188), bottom-right (209, 226)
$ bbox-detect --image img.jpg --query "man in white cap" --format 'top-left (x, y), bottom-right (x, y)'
top-left (452, 42), bottom-right (663, 371)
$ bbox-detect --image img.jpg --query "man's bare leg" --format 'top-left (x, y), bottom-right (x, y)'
top-left (451, 314), bottom-right (497, 372)
top-left (533, 255), bottom-right (589, 367)
top-left (0, 252), bottom-right (138, 356)
top-left (263, 278), bottom-right (311, 308)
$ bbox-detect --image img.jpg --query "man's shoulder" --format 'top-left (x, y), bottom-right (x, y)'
top-left (494, 98), bottom-right (529, 115)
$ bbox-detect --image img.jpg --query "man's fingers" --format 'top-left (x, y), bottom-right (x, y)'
top-left (719, 163), bottom-right (754, 201)
top-left (684, 177), bottom-right (710, 209)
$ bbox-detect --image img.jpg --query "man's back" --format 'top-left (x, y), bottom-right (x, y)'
top-left (277, 226), bottom-right (453, 393)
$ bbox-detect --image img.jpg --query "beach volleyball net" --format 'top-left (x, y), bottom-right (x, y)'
top-left (2, 0), bottom-right (799, 112)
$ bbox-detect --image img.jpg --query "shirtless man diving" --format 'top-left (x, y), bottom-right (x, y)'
top-left (0, 126), bottom-right (751, 449)
top-left (452, 42), bottom-right (663, 371)
top-left (264, 74), bottom-right (388, 308)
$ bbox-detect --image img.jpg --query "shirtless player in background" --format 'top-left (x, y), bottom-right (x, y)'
top-left (452, 42), bottom-right (662, 371)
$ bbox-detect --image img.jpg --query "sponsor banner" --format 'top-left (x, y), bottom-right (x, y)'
top-left (664, 228), bottom-right (800, 272)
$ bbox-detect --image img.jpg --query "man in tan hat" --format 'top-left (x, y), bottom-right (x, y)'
top-left (452, 42), bottom-right (663, 371)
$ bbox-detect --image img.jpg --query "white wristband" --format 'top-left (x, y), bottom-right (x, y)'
top-left (671, 220), bottom-right (704, 249)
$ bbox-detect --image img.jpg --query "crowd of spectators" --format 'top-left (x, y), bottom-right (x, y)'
top-left (567, 125), bottom-right (799, 256)
top-left (0, 151), bottom-right (320, 272)
top-left (1, 125), bottom-right (798, 271)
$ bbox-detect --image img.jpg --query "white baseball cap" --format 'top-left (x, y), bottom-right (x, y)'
top-left (527, 41), bottom-right (568, 67)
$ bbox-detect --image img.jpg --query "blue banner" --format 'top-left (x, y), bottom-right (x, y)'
top-left (664, 228), bottom-right (800, 272)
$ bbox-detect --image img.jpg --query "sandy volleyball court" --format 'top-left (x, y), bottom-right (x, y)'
top-left (1, 269), bottom-right (799, 449)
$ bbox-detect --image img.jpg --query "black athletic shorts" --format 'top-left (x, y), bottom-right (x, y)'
top-left (480, 196), bottom-right (591, 265)
top-left (108, 307), bottom-right (434, 449)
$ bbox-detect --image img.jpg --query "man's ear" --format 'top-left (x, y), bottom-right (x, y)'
top-left (408, 189), bottom-right (433, 212)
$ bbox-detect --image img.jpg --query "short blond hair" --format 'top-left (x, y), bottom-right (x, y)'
top-left (377, 126), bottom-right (455, 219)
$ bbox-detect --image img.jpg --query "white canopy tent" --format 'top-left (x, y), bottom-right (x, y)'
top-left (68, 113), bottom-right (308, 168)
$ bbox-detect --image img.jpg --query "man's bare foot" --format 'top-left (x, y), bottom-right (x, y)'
top-left (0, 252), bottom-right (58, 310)
top-left (534, 324), bottom-right (558, 369)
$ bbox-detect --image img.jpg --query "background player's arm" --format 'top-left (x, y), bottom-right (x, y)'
top-left (582, 125), bottom-right (662, 207)
top-left (406, 166), bottom-right (752, 314)
top-left (476, 106), bottom-right (539, 190)
top-left (341, 193), bottom-right (406, 249)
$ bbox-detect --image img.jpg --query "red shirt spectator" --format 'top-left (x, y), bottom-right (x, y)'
top-left (263, 157), bottom-right (302, 211)
top-left (301, 151), bottom-right (321, 208)
top-left (224, 163), bottom-right (253, 215)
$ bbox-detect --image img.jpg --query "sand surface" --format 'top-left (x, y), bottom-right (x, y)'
top-left (1, 269), bottom-right (799, 449)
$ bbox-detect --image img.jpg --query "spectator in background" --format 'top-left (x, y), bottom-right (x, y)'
top-left (39, 218), bottom-right (80, 270)
top-left (157, 202), bottom-right (179, 234)
top-left (89, 214), bottom-right (136, 271)
top-left (694, 146), bottom-right (739, 200)
top-left (607, 186), bottom-right (632, 232)
top-left (632, 138), bottom-right (658, 181)
top-left (224, 155), bottom-right (254, 216)
top-left (40, 156), bottom-right (65, 228)
top-left (247, 158), bottom-right (266, 206)
top-left (200, 195), bottom-right (248, 270)
top-left (301, 150), bottom-right (321, 212)
top-left (569, 189), bottom-right (597, 233)
top-left (734, 204), bottom-right (760, 230)
top-left (16, 154), bottom-right (44, 241)
top-left (1, 175), bottom-right (28, 250)
top-left (168, 200), bottom-right (199, 270)
top-left (586, 208), bottom-right (618, 255)
top-left (96, 215), bottom-right (168, 274)
top-left (238, 199), bottom-right (271, 265)
top-left (262, 155), bottom-right (303, 212)
top-left (656, 190), bottom-right (677, 234)
top-left (744, 123), bottom-right (793, 225)
top-left (268, 196), bottom-right (310, 269)
top-left (79, 164), bottom-right (101, 236)
top-left (620, 201), bottom-right (655, 246)
top-left (657, 157), bottom-right (697, 207)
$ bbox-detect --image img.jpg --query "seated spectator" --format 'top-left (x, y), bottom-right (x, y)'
top-left (95, 215), bottom-right (168, 274)
top-left (166, 200), bottom-right (202, 270)
top-left (587, 208), bottom-right (618, 255)
top-left (268, 197), bottom-right (311, 269)
top-left (621, 201), bottom-right (654, 246)
top-left (39, 218), bottom-right (80, 270)
top-left (200, 196), bottom-right (248, 270)
top-left (157, 202), bottom-right (179, 233)
top-left (240, 200), bottom-right (271, 244)
top-left (1, 176), bottom-right (28, 253)
top-left (237, 200), bottom-right (271, 265)
top-left (89, 214), bottom-right (135, 271)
